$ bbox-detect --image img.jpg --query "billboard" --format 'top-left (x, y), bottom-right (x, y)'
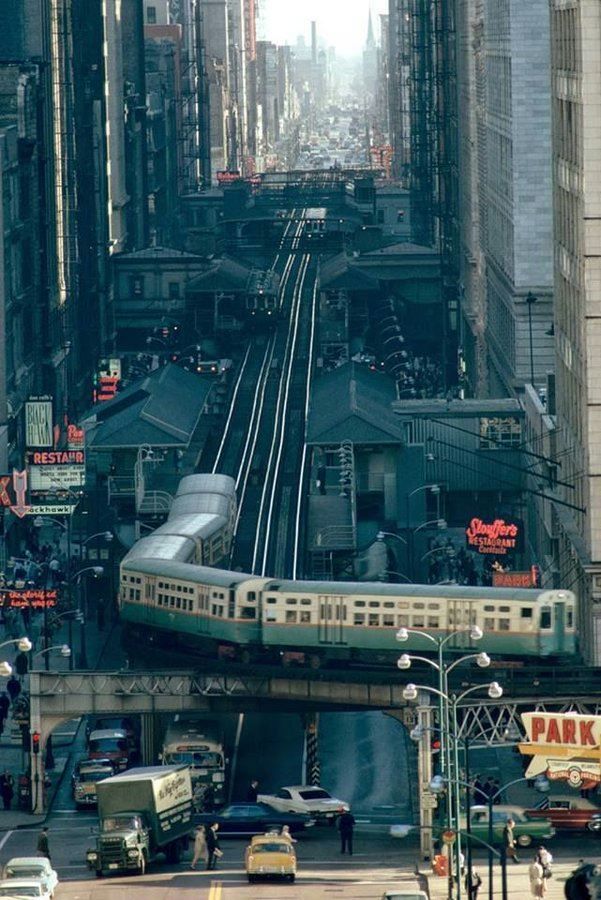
top-left (27, 449), bottom-right (85, 491)
top-left (492, 567), bottom-right (540, 588)
top-left (465, 517), bottom-right (523, 556)
top-left (25, 397), bottom-right (53, 448)
top-left (519, 712), bottom-right (601, 789)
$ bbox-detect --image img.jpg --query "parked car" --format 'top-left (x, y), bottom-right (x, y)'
top-left (2, 859), bottom-right (58, 897)
top-left (258, 785), bottom-right (349, 822)
top-left (0, 879), bottom-right (52, 899)
top-left (245, 832), bottom-right (297, 883)
top-left (465, 805), bottom-right (555, 847)
top-left (194, 803), bottom-right (313, 836)
top-left (587, 811), bottom-right (601, 833)
top-left (87, 729), bottom-right (131, 770)
top-left (526, 796), bottom-right (600, 832)
top-left (72, 758), bottom-right (115, 808)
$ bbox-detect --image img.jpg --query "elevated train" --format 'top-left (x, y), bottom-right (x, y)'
top-left (120, 475), bottom-right (577, 666)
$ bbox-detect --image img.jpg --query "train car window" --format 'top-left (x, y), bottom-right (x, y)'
top-left (300, 611), bottom-right (311, 623)
top-left (498, 618), bottom-right (510, 631)
top-left (413, 616), bottom-right (425, 627)
top-left (414, 602), bottom-right (425, 609)
top-left (398, 614), bottom-right (409, 626)
top-left (484, 617), bottom-right (494, 629)
top-left (428, 603), bottom-right (440, 610)
top-left (135, 590), bottom-right (140, 601)
top-left (499, 605), bottom-right (510, 612)
top-left (286, 598), bottom-right (298, 605)
top-left (383, 602), bottom-right (394, 608)
top-left (368, 613), bottom-right (380, 626)
top-left (211, 604), bottom-right (218, 615)
top-left (428, 617), bottom-right (439, 628)
top-left (369, 601), bottom-right (380, 608)
top-left (176, 585), bottom-right (182, 592)
top-left (540, 608), bottom-right (552, 629)
top-left (383, 614), bottom-right (395, 626)
top-left (176, 598), bottom-right (181, 609)
top-left (248, 592), bottom-right (256, 601)
top-left (398, 601), bottom-right (410, 609)
top-left (301, 598), bottom-right (312, 605)
top-left (286, 611), bottom-right (297, 623)
top-left (484, 605), bottom-right (494, 612)
top-left (240, 607), bottom-right (256, 619)
top-left (266, 597), bottom-right (277, 604)
top-left (354, 613), bottom-right (365, 625)
top-left (567, 608), bottom-right (574, 628)
top-left (521, 608), bottom-right (533, 618)
top-left (354, 601), bottom-right (366, 607)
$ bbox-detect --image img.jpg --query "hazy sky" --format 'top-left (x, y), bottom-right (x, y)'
top-left (259, 0), bottom-right (389, 56)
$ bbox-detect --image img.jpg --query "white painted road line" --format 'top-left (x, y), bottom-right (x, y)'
top-left (0, 830), bottom-right (13, 851)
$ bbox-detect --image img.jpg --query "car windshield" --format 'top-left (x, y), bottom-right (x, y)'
top-left (89, 739), bottom-right (127, 753)
top-left (253, 843), bottom-right (290, 854)
top-left (0, 889), bottom-right (41, 897)
top-left (165, 751), bottom-right (222, 767)
top-left (77, 770), bottom-right (109, 783)
top-left (6, 867), bottom-right (46, 878)
top-left (102, 816), bottom-right (140, 831)
top-left (298, 789), bottom-right (331, 800)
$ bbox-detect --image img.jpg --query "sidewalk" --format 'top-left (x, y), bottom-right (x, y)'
top-left (426, 861), bottom-right (575, 899)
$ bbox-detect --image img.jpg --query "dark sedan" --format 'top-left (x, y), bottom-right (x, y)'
top-left (194, 803), bottom-right (313, 836)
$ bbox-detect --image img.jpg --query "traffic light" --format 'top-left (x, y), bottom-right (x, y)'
top-left (431, 738), bottom-right (441, 754)
top-left (31, 731), bottom-right (40, 755)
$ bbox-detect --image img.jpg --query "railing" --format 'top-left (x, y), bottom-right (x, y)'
top-left (314, 525), bottom-right (355, 549)
top-left (108, 476), bottom-right (135, 501)
top-left (137, 490), bottom-right (173, 516)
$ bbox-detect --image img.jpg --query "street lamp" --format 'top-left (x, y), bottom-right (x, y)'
top-left (31, 644), bottom-right (71, 665)
top-left (0, 637), bottom-right (33, 654)
top-left (49, 609), bottom-right (84, 670)
top-left (525, 292), bottom-right (537, 386)
top-left (67, 566), bottom-right (104, 668)
top-left (0, 661), bottom-right (12, 677)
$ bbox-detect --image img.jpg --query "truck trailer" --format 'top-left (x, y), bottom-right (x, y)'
top-left (86, 766), bottom-right (193, 876)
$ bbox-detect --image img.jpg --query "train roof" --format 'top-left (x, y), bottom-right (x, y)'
top-left (154, 513), bottom-right (228, 541)
top-left (120, 558), bottom-right (256, 587)
top-left (123, 535), bottom-right (197, 564)
top-left (169, 493), bottom-right (233, 518)
top-left (262, 580), bottom-right (575, 603)
top-left (175, 473), bottom-right (236, 498)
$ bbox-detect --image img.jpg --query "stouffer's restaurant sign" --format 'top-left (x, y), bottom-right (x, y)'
top-left (465, 517), bottom-right (523, 555)
top-left (0, 588), bottom-right (58, 609)
top-left (519, 712), bottom-right (601, 790)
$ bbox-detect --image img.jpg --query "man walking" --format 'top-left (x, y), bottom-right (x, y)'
top-left (205, 823), bottom-right (221, 870)
top-left (338, 808), bottom-right (355, 855)
top-left (246, 779), bottom-right (259, 802)
top-left (37, 826), bottom-right (51, 862)
top-left (0, 770), bottom-right (14, 810)
top-left (502, 817), bottom-right (519, 864)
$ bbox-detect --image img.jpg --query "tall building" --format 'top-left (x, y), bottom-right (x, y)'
top-left (362, 9), bottom-right (378, 99)
top-left (200, 0), bottom-right (231, 180)
top-left (547, 0), bottom-right (601, 661)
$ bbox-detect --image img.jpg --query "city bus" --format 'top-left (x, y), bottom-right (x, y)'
top-left (161, 716), bottom-right (226, 808)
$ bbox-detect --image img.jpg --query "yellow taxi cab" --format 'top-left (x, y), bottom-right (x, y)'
top-left (245, 831), bottom-right (297, 883)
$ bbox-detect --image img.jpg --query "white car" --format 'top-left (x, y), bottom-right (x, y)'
top-left (0, 879), bottom-right (52, 900)
top-left (258, 785), bottom-right (349, 822)
top-left (381, 892), bottom-right (428, 900)
top-left (3, 858), bottom-right (58, 897)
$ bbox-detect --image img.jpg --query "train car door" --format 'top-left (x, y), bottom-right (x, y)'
top-left (553, 599), bottom-right (566, 654)
top-left (317, 595), bottom-right (347, 645)
top-left (446, 598), bottom-right (477, 649)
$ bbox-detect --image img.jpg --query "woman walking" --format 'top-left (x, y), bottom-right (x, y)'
top-left (190, 824), bottom-right (207, 870)
top-left (529, 855), bottom-right (545, 898)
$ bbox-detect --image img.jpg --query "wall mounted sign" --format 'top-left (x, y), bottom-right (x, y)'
top-left (465, 517), bottom-right (523, 555)
top-left (519, 712), bottom-right (601, 790)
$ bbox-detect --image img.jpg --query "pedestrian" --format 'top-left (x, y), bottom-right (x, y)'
top-left (37, 826), bottom-right (51, 861)
top-left (472, 775), bottom-right (485, 804)
top-left (280, 825), bottom-right (296, 842)
top-left (0, 770), bottom-right (14, 810)
top-left (190, 824), bottom-right (207, 869)
top-left (537, 846), bottom-right (553, 886)
top-left (465, 866), bottom-right (483, 900)
top-left (338, 807), bottom-right (355, 855)
top-left (205, 823), bottom-right (221, 870)
top-left (492, 779), bottom-right (502, 804)
top-left (6, 675), bottom-right (21, 704)
top-left (0, 772), bottom-right (15, 809)
top-left (246, 779), bottom-right (259, 802)
top-left (0, 691), bottom-right (9, 724)
top-left (203, 784), bottom-right (215, 812)
top-left (528, 854), bottom-right (544, 898)
top-left (502, 817), bottom-right (519, 864)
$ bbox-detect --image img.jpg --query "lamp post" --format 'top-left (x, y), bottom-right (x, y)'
top-left (34, 514), bottom-right (73, 667)
top-left (48, 609), bottom-right (83, 671)
top-left (0, 638), bottom-right (33, 679)
top-left (525, 292), bottom-right (537, 386)
top-left (405, 485), bottom-right (442, 577)
top-left (31, 644), bottom-right (71, 666)
top-left (67, 566), bottom-right (104, 668)
top-left (402, 677), bottom-right (501, 900)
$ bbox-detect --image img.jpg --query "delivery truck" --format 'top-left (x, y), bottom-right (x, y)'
top-left (86, 766), bottom-right (193, 876)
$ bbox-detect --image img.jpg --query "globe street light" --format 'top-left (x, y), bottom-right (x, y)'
top-left (0, 661), bottom-right (12, 677)
top-left (68, 566), bottom-right (104, 668)
top-left (31, 644), bottom-right (71, 666)
top-left (0, 637), bottom-right (33, 653)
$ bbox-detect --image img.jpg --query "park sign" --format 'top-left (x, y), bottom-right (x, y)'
top-left (518, 712), bottom-right (601, 790)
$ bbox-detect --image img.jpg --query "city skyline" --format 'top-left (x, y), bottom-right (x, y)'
top-left (259, 0), bottom-right (388, 54)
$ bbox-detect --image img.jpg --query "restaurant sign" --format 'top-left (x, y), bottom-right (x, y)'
top-left (0, 588), bottom-right (58, 609)
top-left (519, 712), bottom-right (601, 790)
top-left (465, 517), bottom-right (523, 556)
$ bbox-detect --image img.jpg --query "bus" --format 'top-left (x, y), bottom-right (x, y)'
top-left (161, 716), bottom-right (226, 808)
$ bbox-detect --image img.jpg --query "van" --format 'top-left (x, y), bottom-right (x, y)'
top-left (87, 729), bottom-right (131, 771)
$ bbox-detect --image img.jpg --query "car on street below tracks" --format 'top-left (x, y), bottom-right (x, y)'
top-left (2, 860), bottom-right (58, 898)
top-left (194, 803), bottom-right (313, 836)
top-left (0, 879), bottom-right (53, 900)
top-left (465, 805), bottom-right (556, 847)
top-left (381, 891), bottom-right (428, 900)
top-left (245, 832), bottom-right (297, 883)
top-left (257, 785), bottom-right (349, 822)
top-left (525, 795), bottom-right (601, 832)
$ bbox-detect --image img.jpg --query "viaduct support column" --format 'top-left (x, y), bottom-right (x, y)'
top-left (140, 711), bottom-right (158, 765)
top-left (417, 696), bottom-right (434, 861)
top-left (304, 712), bottom-right (320, 785)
